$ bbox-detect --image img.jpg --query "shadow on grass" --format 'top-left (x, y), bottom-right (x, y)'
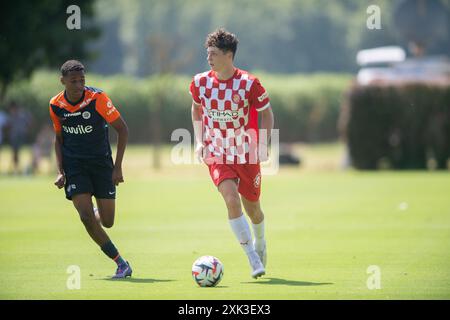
top-left (241, 277), bottom-right (333, 287)
top-left (194, 285), bottom-right (229, 288)
top-left (99, 277), bottom-right (175, 284)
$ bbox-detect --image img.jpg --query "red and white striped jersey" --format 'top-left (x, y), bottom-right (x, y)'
top-left (189, 68), bottom-right (270, 164)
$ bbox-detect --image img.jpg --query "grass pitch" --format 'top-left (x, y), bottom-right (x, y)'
top-left (0, 145), bottom-right (449, 299)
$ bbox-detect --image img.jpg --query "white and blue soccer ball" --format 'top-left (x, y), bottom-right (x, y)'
top-left (192, 255), bottom-right (224, 287)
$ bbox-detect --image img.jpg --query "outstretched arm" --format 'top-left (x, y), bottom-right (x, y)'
top-left (110, 116), bottom-right (129, 185)
top-left (191, 102), bottom-right (204, 161)
top-left (259, 106), bottom-right (274, 161)
top-left (54, 132), bottom-right (65, 188)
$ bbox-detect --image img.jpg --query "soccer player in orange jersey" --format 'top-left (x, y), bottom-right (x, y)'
top-left (190, 29), bottom-right (274, 278)
top-left (49, 60), bottom-right (131, 278)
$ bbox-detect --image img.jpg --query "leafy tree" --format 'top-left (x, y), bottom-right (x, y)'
top-left (394, 0), bottom-right (450, 56)
top-left (0, 0), bottom-right (99, 101)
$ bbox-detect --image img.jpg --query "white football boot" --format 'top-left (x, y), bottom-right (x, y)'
top-left (248, 251), bottom-right (265, 279)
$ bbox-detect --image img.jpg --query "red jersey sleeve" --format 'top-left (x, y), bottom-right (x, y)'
top-left (95, 92), bottom-right (121, 123)
top-left (189, 78), bottom-right (201, 105)
top-left (249, 78), bottom-right (270, 112)
top-left (49, 105), bottom-right (62, 133)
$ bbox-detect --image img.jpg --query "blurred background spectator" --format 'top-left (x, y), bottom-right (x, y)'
top-left (6, 102), bottom-right (33, 174)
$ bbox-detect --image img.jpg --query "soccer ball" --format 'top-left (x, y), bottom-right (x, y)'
top-left (192, 255), bottom-right (224, 287)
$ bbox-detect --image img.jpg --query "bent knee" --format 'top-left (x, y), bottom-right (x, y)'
top-left (96, 208), bottom-right (115, 228)
top-left (246, 204), bottom-right (262, 215)
top-left (101, 219), bottom-right (114, 228)
top-left (246, 208), bottom-right (264, 220)
top-left (79, 211), bottom-right (96, 227)
top-left (222, 188), bottom-right (239, 200)
top-left (222, 191), bottom-right (240, 207)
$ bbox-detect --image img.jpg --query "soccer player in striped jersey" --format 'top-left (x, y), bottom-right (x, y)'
top-left (49, 60), bottom-right (131, 279)
top-left (190, 29), bottom-right (274, 278)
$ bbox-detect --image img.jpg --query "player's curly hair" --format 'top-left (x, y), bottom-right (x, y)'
top-left (61, 60), bottom-right (85, 76)
top-left (204, 28), bottom-right (239, 59)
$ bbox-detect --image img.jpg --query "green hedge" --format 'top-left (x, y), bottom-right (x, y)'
top-left (343, 84), bottom-right (450, 170)
top-left (2, 71), bottom-right (351, 144)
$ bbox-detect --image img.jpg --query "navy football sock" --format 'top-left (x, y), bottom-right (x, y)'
top-left (101, 240), bottom-right (127, 267)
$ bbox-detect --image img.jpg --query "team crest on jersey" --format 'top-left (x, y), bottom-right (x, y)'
top-left (82, 111), bottom-right (91, 119)
top-left (232, 93), bottom-right (241, 104)
top-left (253, 173), bottom-right (261, 188)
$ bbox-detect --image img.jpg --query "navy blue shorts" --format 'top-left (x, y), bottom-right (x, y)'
top-left (63, 156), bottom-right (116, 201)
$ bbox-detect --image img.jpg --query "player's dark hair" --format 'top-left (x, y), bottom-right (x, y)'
top-left (61, 60), bottom-right (85, 76)
top-left (205, 28), bottom-right (239, 59)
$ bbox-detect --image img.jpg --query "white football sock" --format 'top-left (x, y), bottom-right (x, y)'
top-left (252, 219), bottom-right (265, 251)
top-left (229, 214), bottom-right (255, 255)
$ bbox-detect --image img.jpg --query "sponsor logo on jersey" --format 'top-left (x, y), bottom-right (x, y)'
top-left (62, 125), bottom-right (93, 135)
top-left (207, 109), bottom-right (239, 122)
top-left (63, 112), bottom-right (81, 118)
top-left (82, 111), bottom-right (91, 119)
top-left (257, 91), bottom-right (269, 102)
